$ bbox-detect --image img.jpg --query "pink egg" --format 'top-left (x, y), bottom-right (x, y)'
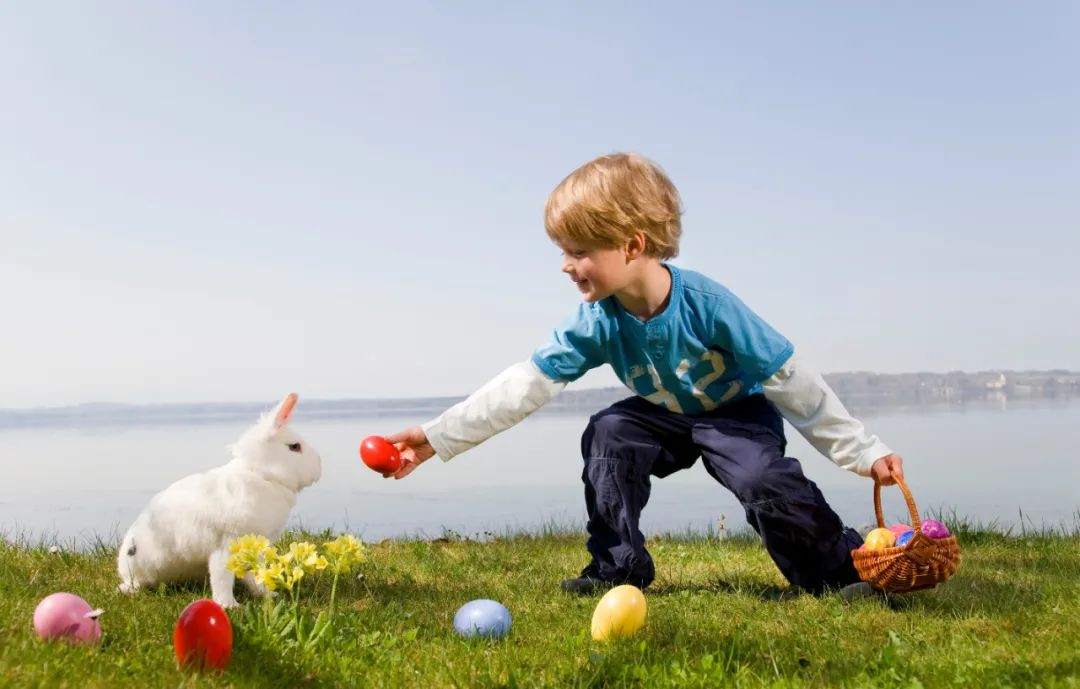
top-left (920, 519), bottom-right (951, 539)
top-left (888, 523), bottom-right (914, 538)
top-left (33, 593), bottom-right (102, 643)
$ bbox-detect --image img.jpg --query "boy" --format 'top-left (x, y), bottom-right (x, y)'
top-left (385, 152), bottom-right (903, 597)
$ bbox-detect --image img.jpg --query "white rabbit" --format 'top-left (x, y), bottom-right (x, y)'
top-left (117, 392), bottom-right (321, 608)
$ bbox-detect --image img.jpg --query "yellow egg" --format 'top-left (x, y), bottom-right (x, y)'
top-left (863, 527), bottom-right (897, 551)
top-left (591, 585), bottom-right (647, 641)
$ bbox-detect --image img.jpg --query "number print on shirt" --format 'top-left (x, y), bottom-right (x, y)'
top-left (674, 350), bottom-right (742, 411)
top-left (624, 351), bottom-right (743, 414)
top-left (624, 363), bottom-right (684, 413)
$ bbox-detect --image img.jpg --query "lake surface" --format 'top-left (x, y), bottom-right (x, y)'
top-left (1, 398), bottom-right (1077, 547)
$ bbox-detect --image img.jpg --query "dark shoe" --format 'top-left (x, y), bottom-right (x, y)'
top-left (560, 565), bottom-right (648, 596)
top-left (560, 574), bottom-right (613, 595)
top-left (838, 581), bottom-right (886, 602)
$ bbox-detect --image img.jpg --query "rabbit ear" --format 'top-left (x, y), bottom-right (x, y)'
top-left (272, 393), bottom-right (298, 430)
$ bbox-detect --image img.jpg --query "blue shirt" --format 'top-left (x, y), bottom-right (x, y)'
top-left (531, 265), bottom-right (793, 414)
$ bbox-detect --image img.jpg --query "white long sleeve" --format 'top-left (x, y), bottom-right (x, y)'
top-left (421, 360), bottom-right (566, 461)
top-left (761, 354), bottom-right (891, 476)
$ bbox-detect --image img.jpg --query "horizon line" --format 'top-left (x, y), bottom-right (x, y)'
top-left (3, 367), bottom-right (1078, 414)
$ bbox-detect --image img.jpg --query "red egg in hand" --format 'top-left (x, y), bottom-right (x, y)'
top-left (173, 599), bottom-right (232, 671)
top-left (360, 436), bottom-right (402, 476)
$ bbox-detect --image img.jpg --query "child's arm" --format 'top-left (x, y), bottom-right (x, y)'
top-left (761, 353), bottom-right (905, 484)
top-left (384, 360), bottom-right (566, 479)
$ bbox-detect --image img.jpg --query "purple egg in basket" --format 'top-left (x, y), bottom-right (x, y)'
top-left (920, 519), bottom-right (950, 539)
top-left (895, 530), bottom-right (915, 547)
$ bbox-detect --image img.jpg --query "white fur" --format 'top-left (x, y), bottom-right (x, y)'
top-left (117, 393), bottom-right (321, 608)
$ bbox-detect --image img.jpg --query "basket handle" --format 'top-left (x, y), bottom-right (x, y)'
top-left (873, 472), bottom-right (922, 531)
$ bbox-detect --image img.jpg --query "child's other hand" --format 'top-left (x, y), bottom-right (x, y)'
top-left (384, 426), bottom-right (435, 480)
top-left (870, 453), bottom-right (905, 485)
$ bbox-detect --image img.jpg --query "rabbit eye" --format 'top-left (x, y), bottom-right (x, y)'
top-left (287, 442), bottom-right (302, 453)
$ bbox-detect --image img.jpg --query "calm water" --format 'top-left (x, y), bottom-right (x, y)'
top-left (1, 398), bottom-right (1077, 547)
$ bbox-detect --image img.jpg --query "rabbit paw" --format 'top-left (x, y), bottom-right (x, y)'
top-left (213, 595), bottom-right (240, 609)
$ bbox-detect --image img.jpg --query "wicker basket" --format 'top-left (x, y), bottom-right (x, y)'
top-left (851, 474), bottom-right (961, 593)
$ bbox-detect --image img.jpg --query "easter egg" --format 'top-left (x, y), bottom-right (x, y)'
top-left (863, 527), bottom-right (897, 551)
top-left (888, 523), bottom-right (914, 538)
top-left (895, 530), bottom-right (915, 547)
top-left (453, 599), bottom-right (512, 639)
top-left (920, 519), bottom-right (951, 539)
top-left (359, 436), bottom-right (402, 476)
top-left (591, 585), bottom-right (647, 641)
top-left (33, 592), bottom-right (102, 643)
top-left (173, 599), bottom-right (233, 671)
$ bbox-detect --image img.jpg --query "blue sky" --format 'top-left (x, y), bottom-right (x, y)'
top-left (1, 2), bottom-right (1077, 407)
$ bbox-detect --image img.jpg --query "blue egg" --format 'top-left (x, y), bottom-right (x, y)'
top-left (896, 530), bottom-right (915, 546)
top-left (453, 599), bottom-right (512, 639)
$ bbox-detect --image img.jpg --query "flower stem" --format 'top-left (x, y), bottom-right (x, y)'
top-left (329, 568), bottom-right (340, 620)
top-left (292, 587), bottom-right (301, 644)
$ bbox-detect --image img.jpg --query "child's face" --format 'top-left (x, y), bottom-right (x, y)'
top-left (558, 241), bottom-right (632, 302)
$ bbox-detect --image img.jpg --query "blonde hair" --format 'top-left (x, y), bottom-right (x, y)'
top-left (544, 152), bottom-right (683, 259)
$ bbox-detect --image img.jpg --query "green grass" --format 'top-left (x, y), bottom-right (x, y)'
top-left (2, 521), bottom-right (1078, 688)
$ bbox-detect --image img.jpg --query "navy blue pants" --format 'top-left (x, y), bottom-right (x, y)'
top-left (581, 394), bottom-right (863, 593)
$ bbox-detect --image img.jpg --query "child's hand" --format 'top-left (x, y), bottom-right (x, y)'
top-left (870, 453), bottom-right (905, 485)
top-left (384, 426), bottom-right (435, 480)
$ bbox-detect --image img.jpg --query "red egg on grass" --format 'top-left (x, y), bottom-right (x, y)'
top-left (360, 436), bottom-right (402, 476)
top-left (174, 599), bottom-right (232, 671)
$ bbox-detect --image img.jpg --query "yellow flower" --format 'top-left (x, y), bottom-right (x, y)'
top-left (226, 554), bottom-right (246, 577)
top-left (323, 534), bottom-right (366, 574)
top-left (226, 534), bottom-right (274, 577)
top-left (233, 534), bottom-right (270, 554)
top-left (259, 543), bottom-right (323, 591)
top-left (254, 561), bottom-right (284, 592)
top-left (287, 542), bottom-right (321, 571)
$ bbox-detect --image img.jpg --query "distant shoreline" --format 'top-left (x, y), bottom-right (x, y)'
top-left (2, 369), bottom-right (1076, 429)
